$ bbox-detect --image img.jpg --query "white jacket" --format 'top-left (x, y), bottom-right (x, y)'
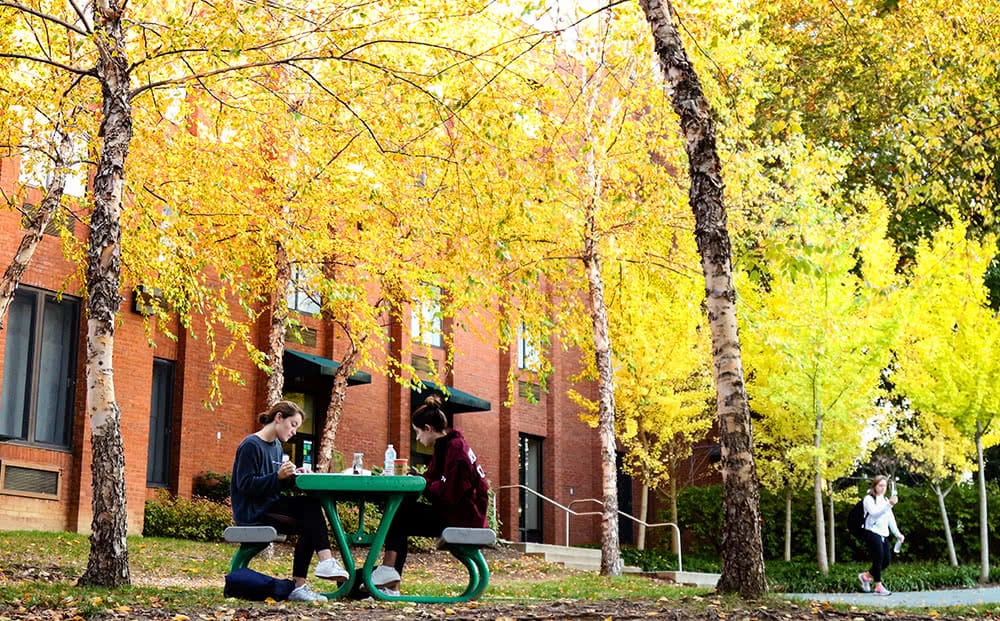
top-left (862, 493), bottom-right (902, 538)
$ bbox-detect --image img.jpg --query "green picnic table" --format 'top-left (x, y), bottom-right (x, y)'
top-left (295, 472), bottom-right (493, 603)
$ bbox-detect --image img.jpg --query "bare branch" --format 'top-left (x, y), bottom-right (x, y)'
top-left (65, 0), bottom-right (93, 33)
top-left (0, 2), bottom-right (90, 36)
top-left (0, 52), bottom-right (96, 76)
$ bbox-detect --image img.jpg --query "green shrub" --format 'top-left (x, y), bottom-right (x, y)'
top-left (620, 547), bottom-right (719, 573)
top-left (674, 481), bottom-right (1000, 564)
top-left (765, 560), bottom-right (985, 593)
top-left (192, 470), bottom-right (231, 503)
top-left (143, 491), bottom-right (233, 541)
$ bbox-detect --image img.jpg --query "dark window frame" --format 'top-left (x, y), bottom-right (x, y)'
top-left (146, 358), bottom-right (176, 487)
top-left (0, 286), bottom-right (80, 449)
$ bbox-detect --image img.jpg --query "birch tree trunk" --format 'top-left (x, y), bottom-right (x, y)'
top-left (784, 487), bottom-right (792, 562)
top-left (975, 421), bottom-right (990, 582)
top-left (79, 0), bottom-right (132, 587)
top-left (0, 132), bottom-right (74, 330)
top-left (813, 414), bottom-right (829, 574)
top-left (317, 334), bottom-right (362, 472)
top-left (932, 481), bottom-right (958, 567)
top-left (264, 242), bottom-right (291, 407)
top-left (638, 0), bottom-right (766, 598)
top-left (828, 492), bottom-right (836, 565)
top-left (583, 228), bottom-right (622, 576)
top-left (637, 482), bottom-right (648, 550)
top-left (670, 473), bottom-right (680, 555)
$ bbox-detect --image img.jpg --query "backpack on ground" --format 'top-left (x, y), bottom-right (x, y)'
top-left (224, 567), bottom-right (295, 601)
top-left (846, 499), bottom-right (867, 540)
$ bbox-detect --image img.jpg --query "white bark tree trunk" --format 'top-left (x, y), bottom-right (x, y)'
top-left (0, 132), bottom-right (74, 330)
top-left (814, 413), bottom-right (829, 574)
top-left (784, 487), bottom-right (792, 562)
top-left (932, 481), bottom-right (958, 567)
top-left (975, 421), bottom-right (990, 582)
top-left (637, 482), bottom-right (648, 551)
top-left (583, 230), bottom-right (622, 577)
top-left (637, 0), bottom-right (766, 598)
top-left (79, 0), bottom-right (132, 587)
top-left (828, 491), bottom-right (836, 565)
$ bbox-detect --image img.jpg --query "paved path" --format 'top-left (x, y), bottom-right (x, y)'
top-left (781, 587), bottom-right (1000, 608)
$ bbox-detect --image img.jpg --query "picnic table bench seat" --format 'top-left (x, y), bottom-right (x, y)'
top-left (224, 525), bottom-right (286, 573)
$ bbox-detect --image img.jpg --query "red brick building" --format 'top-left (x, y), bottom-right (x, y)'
top-left (0, 153), bottom-right (643, 547)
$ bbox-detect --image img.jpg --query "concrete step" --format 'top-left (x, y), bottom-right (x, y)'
top-left (511, 542), bottom-right (642, 573)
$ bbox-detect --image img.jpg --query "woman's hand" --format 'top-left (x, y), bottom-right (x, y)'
top-left (277, 460), bottom-right (296, 480)
top-left (889, 495), bottom-right (898, 505)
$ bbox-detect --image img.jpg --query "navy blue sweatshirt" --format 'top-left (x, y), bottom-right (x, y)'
top-left (230, 434), bottom-right (290, 525)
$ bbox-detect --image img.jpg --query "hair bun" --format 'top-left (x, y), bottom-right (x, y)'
top-left (424, 394), bottom-right (443, 408)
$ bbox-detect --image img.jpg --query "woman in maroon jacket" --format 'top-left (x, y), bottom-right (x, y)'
top-left (370, 395), bottom-right (489, 595)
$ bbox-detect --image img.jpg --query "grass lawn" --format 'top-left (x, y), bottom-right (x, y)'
top-left (0, 530), bottom-right (707, 616)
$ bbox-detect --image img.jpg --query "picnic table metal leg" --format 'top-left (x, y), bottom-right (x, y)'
top-left (229, 542), bottom-right (270, 573)
top-left (316, 496), bottom-right (356, 599)
top-left (359, 495), bottom-right (405, 599)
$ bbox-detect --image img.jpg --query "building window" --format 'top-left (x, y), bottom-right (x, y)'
top-left (0, 287), bottom-right (79, 448)
top-left (517, 323), bottom-right (541, 371)
top-left (287, 265), bottom-right (321, 315)
top-left (410, 287), bottom-right (442, 347)
top-left (147, 358), bottom-right (175, 487)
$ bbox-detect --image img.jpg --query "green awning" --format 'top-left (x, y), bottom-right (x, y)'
top-left (412, 380), bottom-right (491, 414)
top-left (284, 349), bottom-right (372, 385)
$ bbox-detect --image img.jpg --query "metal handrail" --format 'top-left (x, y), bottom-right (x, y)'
top-left (498, 484), bottom-right (682, 572)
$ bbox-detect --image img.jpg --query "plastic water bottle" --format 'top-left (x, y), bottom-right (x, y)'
top-left (384, 444), bottom-right (396, 476)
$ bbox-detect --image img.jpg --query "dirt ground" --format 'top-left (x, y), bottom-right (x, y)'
top-left (3, 597), bottom-right (991, 621)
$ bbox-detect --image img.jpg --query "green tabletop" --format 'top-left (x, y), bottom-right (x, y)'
top-left (296, 472), bottom-right (426, 494)
top-left (295, 473), bottom-right (425, 600)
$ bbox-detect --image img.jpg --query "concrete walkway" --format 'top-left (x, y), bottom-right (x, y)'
top-left (781, 587), bottom-right (1000, 609)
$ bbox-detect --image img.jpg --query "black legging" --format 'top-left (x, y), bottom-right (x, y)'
top-left (384, 496), bottom-right (446, 575)
top-left (261, 495), bottom-right (331, 579)
top-left (863, 529), bottom-right (892, 583)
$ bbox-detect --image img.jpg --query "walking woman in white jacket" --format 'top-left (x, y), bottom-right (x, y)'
top-left (858, 475), bottom-right (905, 596)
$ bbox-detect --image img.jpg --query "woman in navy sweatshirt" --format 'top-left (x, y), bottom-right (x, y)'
top-left (369, 395), bottom-right (490, 595)
top-left (230, 400), bottom-right (348, 602)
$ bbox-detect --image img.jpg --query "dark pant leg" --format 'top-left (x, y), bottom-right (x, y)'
top-left (263, 496), bottom-right (331, 579)
top-left (384, 497), bottom-right (446, 575)
top-left (864, 530), bottom-right (887, 582)
top-left (881, 537), bottom-right (892, 575)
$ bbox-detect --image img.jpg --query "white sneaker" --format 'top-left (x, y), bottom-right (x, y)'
top-left (288, 583), bottom-right (328, 602)
top-left (371, 564), bottom-right (401, 588)
top-left (314, 557), bottom-right (349, 581)
top-left (858, 572), bottom-right (871, 593)
top-left (380, 587), bottom-right (401, 597)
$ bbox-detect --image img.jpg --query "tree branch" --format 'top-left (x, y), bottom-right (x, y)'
top-left (0, 2), bottom-right (90, 36)
top-left (0, 52), bottom-right (96, 76)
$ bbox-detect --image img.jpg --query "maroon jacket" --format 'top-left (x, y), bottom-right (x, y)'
top-left (423, 429), bottom-right (490, 528)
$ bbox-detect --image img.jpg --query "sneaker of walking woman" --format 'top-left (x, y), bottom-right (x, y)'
top-left (288, 583), bottom-right (328, 602)
top-left (857, 572), bottom-right (871, 593)
top-left (314, 557), bottom-right (349, 582)
top-left (873, 584), bottom-right (892, 596)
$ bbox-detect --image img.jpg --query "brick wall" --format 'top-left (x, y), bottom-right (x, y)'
top-left (0, 155), bottom-right (655, 549)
